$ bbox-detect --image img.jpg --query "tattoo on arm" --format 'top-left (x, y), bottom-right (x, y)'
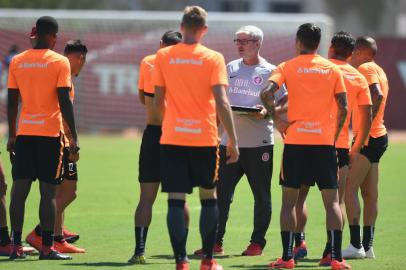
top-left (334, 92), bottom-right (348, 141)
top-left (369, 83), bottom-right (383, 120)
top-left (260, 82), bottom-right (279, 118)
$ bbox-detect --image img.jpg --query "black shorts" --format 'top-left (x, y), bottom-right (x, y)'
top-left (360, 134), bottom-right (388, 163)
top-left (138, 125), bottom-right (162, 183)
top-left (280, 144), bottom-right (338, 190)
top-left (160, 144), bottom-right (219, 194)
top-left (62, 148), bottom-right (78, 181)
top-left (336, 148), bottom-right (349, 169)
top-left (13, 135), bottom-right (64, 184)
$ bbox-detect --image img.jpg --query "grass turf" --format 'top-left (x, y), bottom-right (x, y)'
top-left (0, 135), bottom-right (405, 269)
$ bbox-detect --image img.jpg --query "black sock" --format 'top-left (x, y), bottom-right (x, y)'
top-left (362, 226), bottom-right (375, 252)
top-left (11, 231), bottom-right (22, 246)
top-left (42, 230), bottom-right (54, 247)
top-left (322, 231), bottom-right (331, 257)
top-left (35, 224), bottom-right (42, 236)
top-left (200, 199), bottom-right (219, 259)
top-left (281, 231), bottom-right (294, 261)
top-left (294, 232), bottom-right (305, 247)
top-left (329, 230), bottom-right (343, 262)
top-left (0, 226), bottom-right (10, 246)
top-left (54, 235), bottom-right (64, 243)
top-left (349, 225), bottom-right (361, 249)
top-left (167, 199), bottom-right (187, 264)
top-left (135, 226), bottom-right (149, 255)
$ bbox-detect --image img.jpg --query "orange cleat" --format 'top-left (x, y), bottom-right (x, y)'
top-left (268, 258), bottom-right (295, 269)
top-left (194, 243), bottom-right (224, 256)
top-left (319, 253), bottom-right (332, 266)
top-left (241, 242), bottom-right (263, 256)
top-left (63, 228), bottom-right (79, 243)
top-left (25, 230), bottom-right (42, 251)
top-left (54, 240), bottom-right (85, 253)
top-left (293, 241), bottom-right (307, 260)
top-left (200, 258), bottom-right (223, 270)
top-left (331, 259), bottom-right (352, 270)
top-left (176, 260), bottom-right (189, 270)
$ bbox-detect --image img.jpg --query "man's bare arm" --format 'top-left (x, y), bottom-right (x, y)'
top-left (153, 86), bottom-right (165, 117)
top-left (334, 92), bottom-right (348, 142)
top-left (260, 81), bottom-right (280, 118)
top-left (275, 95), bottom-right (288, 115)
top-left (7, 89), bottom-right (19, 152)
top-left (58, 87), bottom-right (78, 149)
top-left (369, 83), bottom-right (384, 120)
top-left (352, 105), bottom-right (372, 152)
top-left (138, 89), bottom-right (146, 105)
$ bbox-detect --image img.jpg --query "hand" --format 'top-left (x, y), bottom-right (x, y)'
top-left (246, 105), bottom-right (267, 120)
top-left (226, 142), bottom-right (239, 164)
top-left (68, 139), bottom-right (80, 162)
top-left (7, 136), bottom-right (16, 153)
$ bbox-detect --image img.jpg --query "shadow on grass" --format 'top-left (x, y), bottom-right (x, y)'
top-left (63, 261), bottom-right (169, 267)
top-left (150, 254), bottom-right (242, 261)
top-left (230, 264), bottom-right (324, 270)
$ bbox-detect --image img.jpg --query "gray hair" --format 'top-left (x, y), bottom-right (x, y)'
top-left (235, 25), bottom-right (264, 43)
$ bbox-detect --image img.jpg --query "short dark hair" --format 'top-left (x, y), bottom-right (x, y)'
top-left (64, 40), bottom-right (88, 55)
top-left (331, 31), bottom-right (355, 59)
top-left (161, 31), bottom-right (182, 46)
top-left (182, 6), bottom-right (207, 31)
top-left (36, 16), bottom-right (58, 37)
top-left (296, 23), bottom-right (321, 51)
top-left (354, 36), bottom-right (377, 56)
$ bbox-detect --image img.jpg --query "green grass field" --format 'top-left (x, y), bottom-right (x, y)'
top-left (0, 135), bottom-right (405, 270)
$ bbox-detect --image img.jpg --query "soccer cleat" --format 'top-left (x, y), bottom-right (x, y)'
top-left (331, 259), bottom-right (352, 270)
top-left (200, 258), bottom-right (223, 270)
top-left (25, 229), bottom-right (42, 251)
top-left (365, 247), bottom-right (375, 259)
top-left (268, 258), bottom-right (295, 269)
top-left (63, 228), bottom-right (80, 243)
top-left (176, 260), bottom-right (189, 270)
top-left (342, 244), bottom-right (366, 259)
top-left (39, 249), bottom-right (72, 260)
top-left (293, 241), bottom-right (308, 260)
top-left (54, 240), bottom-right (85, 253)
top-left (241, 242), bottom-right (263, 256)
top-left (319, 253), bottom-right (332, 266)
top-left (128, 254), bottom-right (146, 264)
top-left (9, 245), bottom-right (26, 260)
top-left (194, 243), bottom-right (224, 256)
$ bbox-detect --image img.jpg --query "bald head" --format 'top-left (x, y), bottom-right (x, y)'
top-left (354, 36), bottom-right (377, 57)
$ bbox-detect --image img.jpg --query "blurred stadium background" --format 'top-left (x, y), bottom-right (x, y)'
top-left (0, 0), bottom-right (405, 134)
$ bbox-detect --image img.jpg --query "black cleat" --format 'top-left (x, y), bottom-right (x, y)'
top-left (39, 250), bottom-right (72, 260)
top-left (65, 235), bottom-right (80, 244)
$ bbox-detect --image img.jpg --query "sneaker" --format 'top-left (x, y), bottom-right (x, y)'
top-left (268, 258), bottom-right (295, 269)
top-left (319, 253), bottom-right (332, 266)
top-left (241, 242), bottom-right (263, 256)
top-left (293, 241), bottom-right (307, 260)
top-left (9, 245), bottom-right (26, 260)
top-left (342, 244), bottom-right (366, 259)
top-left (54, 240), bottom-right (85, 253)
top-left (331, 259), bottom-right (351, 270)
top-left (25, 230), bottom-right (42, 251)
top-left (128, 254), bottom-right (146, 264)
top-left (200, 258), bottom-right (223, 270)
top-left (365, 247), bottom-right (375, 259)
top-left (176, 260), bottom-right (189, 270)
top-left (63, 228), bottom-right (80, 244)
top-left (194, 243), bottom-right (224, 256)
top-left (39, 249), bottom-right (72, 260)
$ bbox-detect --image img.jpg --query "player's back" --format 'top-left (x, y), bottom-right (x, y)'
top-left (153, 43), bottom-right (227, 146)
top-left (8, 49), bottom-right (71, 137)
top-left (273, 54), bottom-right (345, 145)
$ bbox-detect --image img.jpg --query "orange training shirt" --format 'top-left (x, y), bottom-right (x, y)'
top-left (152, 43), bottom-right (228, 147)
top-left (138, 54), bottom-right (156, 95)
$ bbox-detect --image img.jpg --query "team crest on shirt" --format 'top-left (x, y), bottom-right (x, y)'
top-left (262, 152), bottom-right (270, 162)
top-left (252, 73), bottom-right (263, 85)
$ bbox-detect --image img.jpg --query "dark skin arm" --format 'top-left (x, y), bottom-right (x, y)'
top-left (260, 81), bottom-right (280, 118)
top-left (58, 87), bottom-right (79, 156)
top-left (138, 89), bottom-right (146, 105)
top-left (7, 89), bottom-right (19, 152)
top-left (334, 92), bottom-right (348, 142)
top-left (369, 83), bottom-right (384, 120)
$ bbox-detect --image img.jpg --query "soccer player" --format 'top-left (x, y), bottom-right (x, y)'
top-left (342, 36), bottom-right (389, 259)
top-left (261, 23), bottom-right (351, 270)
top-left (292, 32), bottom-right (373, 266)
top-left (128, 31), bottom-right (190, 265)
top-left (152, 6), bottom-right (239, 270)
top-left (194, 25), bottom-right (287, 257)
top-left (7, 16), bottom-right (78, 260)
top-left (25, 40), bottom-right (87, 254)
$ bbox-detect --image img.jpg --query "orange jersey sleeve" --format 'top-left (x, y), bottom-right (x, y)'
top-left (7, 58), bottom-right (18, 88)
top-left (138, 54), bottom-right (156, 94)
top-left (210, 53), bottom-right (228, 86)
top-left (268, 63), bottom-right (286, 87)
top-left (358, 64), bottom-right (380, 85)
top-left (57, 57), bottom-right (71, 88)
